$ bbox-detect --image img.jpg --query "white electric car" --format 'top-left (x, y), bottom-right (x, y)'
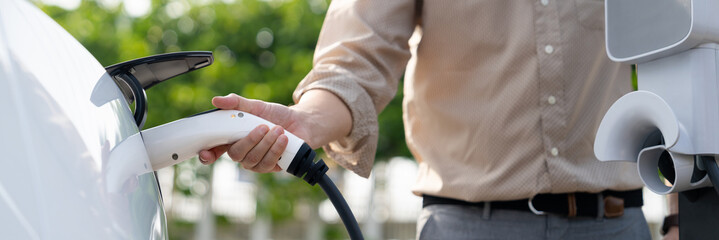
top-left (0, 1), bottom-right (213, 239)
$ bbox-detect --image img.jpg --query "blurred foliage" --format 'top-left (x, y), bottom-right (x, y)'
top-left (632, 64), bottom-right (638, 90)
top-left (34, 0), bottom-right (412, 237)
top-left (35, 0), bottom-right (411, 164)
top-left (36, 0), bottom-right (326, 125)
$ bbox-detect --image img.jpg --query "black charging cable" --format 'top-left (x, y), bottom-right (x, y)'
top-left (287, 143), bottom-right (364, 240)
top-left (700, 156), bottom-right (719, 196)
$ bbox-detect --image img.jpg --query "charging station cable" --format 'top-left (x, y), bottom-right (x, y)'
top-left (701, 156), bottom-right (719, 196)
top-left (287, 143), bottom-right (364, 240)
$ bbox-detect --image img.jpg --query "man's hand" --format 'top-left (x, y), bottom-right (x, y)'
top-left (197, 90), bottom-right (352, 173)
top-left (197, 93), bottom-right (309, 173)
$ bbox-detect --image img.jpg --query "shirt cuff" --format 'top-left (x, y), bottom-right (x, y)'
top-left (293, 75), bottom-right (378, 178)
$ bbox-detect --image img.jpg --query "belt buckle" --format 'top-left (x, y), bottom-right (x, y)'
top-left (528, 196), bottom-right (546, 215)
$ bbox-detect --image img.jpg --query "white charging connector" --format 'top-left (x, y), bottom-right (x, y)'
top-left (141, 109), bottom-right (303, 171)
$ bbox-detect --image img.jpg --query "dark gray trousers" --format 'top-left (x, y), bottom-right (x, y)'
top-left (417, 204), bottom-right (651, 240)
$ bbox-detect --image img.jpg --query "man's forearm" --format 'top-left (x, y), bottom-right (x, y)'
top-left (291, 89), bottom-right (353, 149)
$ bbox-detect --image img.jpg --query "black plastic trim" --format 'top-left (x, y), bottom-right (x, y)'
top-left (188, 108), bottom-right (222, 118)
top-left (115, 73), bottom-right (147, 129)
top-left (105, 51), bottom-right (213, 90)
top-left (287, 143), bottom-right (315, 181)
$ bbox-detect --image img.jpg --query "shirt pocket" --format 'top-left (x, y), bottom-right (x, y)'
top-left (574, 0), bottom-right (605, 31)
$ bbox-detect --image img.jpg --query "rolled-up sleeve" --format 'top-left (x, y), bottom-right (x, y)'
top-left (292, 0), bottom-right (417, 178)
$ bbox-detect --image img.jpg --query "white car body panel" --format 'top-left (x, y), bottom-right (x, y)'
top-left (0, 0), bottom-right (166, 239)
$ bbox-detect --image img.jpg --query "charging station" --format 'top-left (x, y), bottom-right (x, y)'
top-left (594, 0), bottom-right (719, 238)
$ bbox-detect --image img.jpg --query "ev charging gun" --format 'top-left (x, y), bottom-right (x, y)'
top-left (141, 109), bottom-right (303, 171)
top-left (140, 109), bottom-right (364, 240)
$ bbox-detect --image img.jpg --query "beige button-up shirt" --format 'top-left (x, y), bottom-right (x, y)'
top-left (293, 0), bottom-right (644, 202)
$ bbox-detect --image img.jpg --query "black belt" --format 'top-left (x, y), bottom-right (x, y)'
top-left (423, 189), bottom-right (643, 218)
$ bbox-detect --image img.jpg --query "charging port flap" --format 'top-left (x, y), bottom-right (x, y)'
top-left (104, 51), bottom-right (214, 128)
top-left (105, 51), bottom-right (213, 90)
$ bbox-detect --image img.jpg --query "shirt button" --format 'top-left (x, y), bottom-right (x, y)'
top-left (544, 45), bottom-right (554, 54)
top-left (550, 147), bottom-right (559, 156)
top-left (541, 0), bottom-right (549, 6)
top-left (547, 95), bottom-right (556, 105)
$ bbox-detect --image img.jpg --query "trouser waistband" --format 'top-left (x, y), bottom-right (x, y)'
top-left (423, 189), bottom-right (643, 218)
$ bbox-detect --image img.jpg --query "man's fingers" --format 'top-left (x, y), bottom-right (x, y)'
top-left (198, 150), bottom-right (213, 164)
top-left (212, 93), bottom-right (268, 117)
top-left (227, 125), bottom-right (270, 162)
top-left (251, 133), bottom-right (288, 173)
top-left (242, 126), bottom-right (283, 170)
top-left (212, 93), bottom-right (259, 112)
top-left (198, 144), bottom-right (230, 165)
top-left (212, 93), bottom-right (242, 110)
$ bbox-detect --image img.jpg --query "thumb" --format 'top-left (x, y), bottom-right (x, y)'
top-left (212, 93), bottom-right (290, 126)
top-left (212, 93), bottom-right (262, 113)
